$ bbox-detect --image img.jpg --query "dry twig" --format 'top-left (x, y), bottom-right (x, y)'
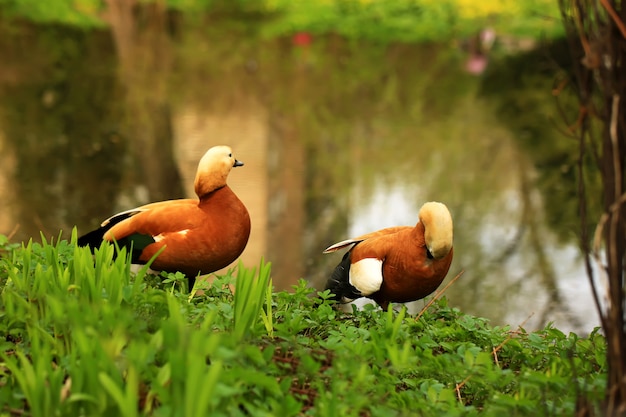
top-left (7, 224), bottom-right (19, 240)
top-left (599, 0), bottom-right (626, 39)
top-left (415, 270), bottom-right (464, 321)
top-left (455, 375), bottom-right (472, 404)
top-left (492, 312), bottom-right (535, 367)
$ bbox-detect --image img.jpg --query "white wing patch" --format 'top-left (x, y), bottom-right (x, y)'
top-left (349, 258), bottom-right (383, 296)
top-left (154, 229), bottom-right (190, 242)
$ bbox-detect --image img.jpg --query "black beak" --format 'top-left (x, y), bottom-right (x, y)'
top-left (233, 159), bottom-right (244, 167)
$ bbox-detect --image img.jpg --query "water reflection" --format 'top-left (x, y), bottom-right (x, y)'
top-left (0, 21), bottom-right (598, 334)
top-left (322, 123), bottom-right (597, 334)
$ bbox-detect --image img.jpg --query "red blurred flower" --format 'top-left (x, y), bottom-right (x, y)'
top-left (292, 32), bottom-right (312, 47)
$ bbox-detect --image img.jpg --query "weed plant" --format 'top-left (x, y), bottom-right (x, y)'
top-left (0, 232), bottom-right (607, 416)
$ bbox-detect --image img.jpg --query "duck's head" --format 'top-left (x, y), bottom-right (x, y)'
top-left (419, 201), bottom-right (453, 259)
top-left (194, 145), bottom-right (244, 197)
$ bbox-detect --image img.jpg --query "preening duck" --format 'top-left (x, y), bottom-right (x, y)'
top-left (323, 201), bottom-right (454, 310)
top-left (77, 145), bottom-right (251, 289)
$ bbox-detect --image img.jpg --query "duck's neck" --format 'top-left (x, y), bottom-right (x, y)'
top-left (197, 184), bottom-right (228, 202)
top-left (194, 170), bottom-right (228, 197)
top-left (411, 221), bottom-right (425, 239)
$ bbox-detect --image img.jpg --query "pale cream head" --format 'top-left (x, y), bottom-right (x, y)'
top-left (419, 201), bottom-right (453, 259)
top-left (194, 145), bottom-right (242, 197)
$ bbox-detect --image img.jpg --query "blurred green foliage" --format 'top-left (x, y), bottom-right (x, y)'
top-left (264, 0), bottom-right (563, 41)
top-left (0, 0), bottom-right (104, 26)
top-left (0, 0), bottom-right (563, 41)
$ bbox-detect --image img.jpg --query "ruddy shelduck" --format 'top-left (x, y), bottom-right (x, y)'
top-left (78, 145), bottom-right (251, 289)
top-left (323, 201), bottom-right (454, 310)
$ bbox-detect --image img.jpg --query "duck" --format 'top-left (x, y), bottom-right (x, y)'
top-left (77, 145), bottom-right (251, 289)
top-left (322, 201), bottom-right (453, 310)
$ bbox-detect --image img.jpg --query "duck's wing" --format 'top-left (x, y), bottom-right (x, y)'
top-left (322, 226), bottom-right (409, 253)
top-left (78, 199), bottom-right (197, 250)
top-left (77, 208), bottom-right (145, 248)
top-left (100, 208), bottom-right (145, 227)
top-left (99, 199), bottom-right (196, 227)
top-left (104, 200), bottom-right (200, 241)
top-left (322, 238), bottom-right (364, 254)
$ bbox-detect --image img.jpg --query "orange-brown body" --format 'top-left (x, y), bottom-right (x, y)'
top-left (104, 186), bottom-right (250, 277)
top-left (324, 202), bottom-right (454, 310)
top-left (78, 145), bottom-right (250, 287)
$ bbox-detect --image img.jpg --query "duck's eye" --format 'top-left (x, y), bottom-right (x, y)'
top-left (229, 153), bottom-right (232, 157)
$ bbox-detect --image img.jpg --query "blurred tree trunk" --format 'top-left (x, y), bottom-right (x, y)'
top-left (101, 0), bottom-right (183, 203)
top-left (560, 0), bottom-right (626, 415)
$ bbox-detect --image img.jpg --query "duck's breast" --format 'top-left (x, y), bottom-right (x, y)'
top-left (377, 244), bottom-right (453, 303)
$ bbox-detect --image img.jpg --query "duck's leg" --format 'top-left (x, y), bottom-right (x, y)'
top-left (187, 275), bottom-right (197, 293)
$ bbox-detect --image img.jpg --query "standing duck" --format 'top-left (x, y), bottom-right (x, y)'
top-left (323, 201), bottom-right (453, 310)
top-left (77, 145), bottom-right (251, 289)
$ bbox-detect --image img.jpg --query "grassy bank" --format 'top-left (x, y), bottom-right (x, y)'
top-left (0, 232), bottom-right (606, 416)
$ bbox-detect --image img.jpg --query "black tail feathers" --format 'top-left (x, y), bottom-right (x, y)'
top-left (76, 227), bottom-right (108, 249)
top-left (323, 251), bottom-right (362, 303)
top-left (77, 213), bottom-right (154, 263)
top-left (77, 212), bottom-right (133, 249)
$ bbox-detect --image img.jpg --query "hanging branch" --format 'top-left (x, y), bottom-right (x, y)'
top-left (559, 0), bottom-right (626, 415)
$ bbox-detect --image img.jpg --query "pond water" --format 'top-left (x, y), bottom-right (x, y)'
top-left (0, 23), bottom-right (599, 334)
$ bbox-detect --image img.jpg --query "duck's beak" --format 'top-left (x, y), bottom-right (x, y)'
top-left (233, 159), bottom-right (244, 167)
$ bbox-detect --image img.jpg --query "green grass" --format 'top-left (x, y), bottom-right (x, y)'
top-left (0, 231), bottom-right (606, 416)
